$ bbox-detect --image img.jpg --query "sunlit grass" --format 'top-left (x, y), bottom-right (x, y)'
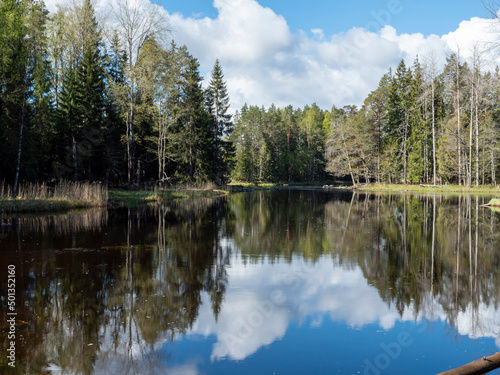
top-left (356, 183), bottom-right (500, 194)
top-left (228, 181), bottom-right (280, 190)
top-left (108, 184), bottom-right (228, 207)
top-left (228, 181), bottom-right (327, 189)
top-left (487, 198), bottom-right (500, 206)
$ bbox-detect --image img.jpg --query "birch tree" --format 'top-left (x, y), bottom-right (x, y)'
top-left (113, 0), bottom-right (169, 185)
top-left (425, 51), bottom-right (439, 185)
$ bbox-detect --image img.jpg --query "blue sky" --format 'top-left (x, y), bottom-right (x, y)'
top-left (154, 0), bottom-right (489, 36)
top-left (45, 0), bottom-right (500, 111)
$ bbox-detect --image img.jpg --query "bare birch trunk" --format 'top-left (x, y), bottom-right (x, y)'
top-left (475, 84), bottom-right (479, 187)
top-left (13, 63), bottom-right (29, 195)
top-left (73, 137), bottom-right (78, 181)
top-left (457, 50), bottom-right (462, 185)
top-left (432, 78), bottom-right (437, 185)
top-left (468, 83), bottom-right (473, 187)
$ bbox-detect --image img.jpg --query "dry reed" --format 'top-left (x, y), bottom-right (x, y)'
top-left (1, 181), bottom-right (108, 204)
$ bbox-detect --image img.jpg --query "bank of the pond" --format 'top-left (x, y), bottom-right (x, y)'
top-left (0, 198), bottom-right (103, 213)
top-left (0, 181), bottom-right (108, 213)
top-left (108, 188), bottom-right (228, 207)
top-left (0, 187), bottom-right (228, 213)
top-left (228, 181), bottom-right (329, 192)
top-left (347, 183), bottom-right (500, 195)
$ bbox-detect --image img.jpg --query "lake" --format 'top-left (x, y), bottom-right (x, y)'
top-left (1, 189), bottom-right (500, 374)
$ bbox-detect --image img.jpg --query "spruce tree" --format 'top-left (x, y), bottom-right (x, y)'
top-left (387, 60), bottom-right (412, 183)
top-left (55, 0), bottom-right (107, 180)
top-left (407, 58), bottom-right (426, 183)
top-left (206, 59), bottom-right (233, 182)
top-left (178, 55), bottom-right (209, 181)
top-left (103, 32), bottom-right (127, 183)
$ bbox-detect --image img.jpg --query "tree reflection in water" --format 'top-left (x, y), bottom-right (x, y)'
top-left (0, 190), bottom-right (499, 374)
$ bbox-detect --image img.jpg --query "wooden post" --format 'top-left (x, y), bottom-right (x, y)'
top-left (436, 352), bottom-right (500, 375)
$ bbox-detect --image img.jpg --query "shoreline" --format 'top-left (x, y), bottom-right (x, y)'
top-left (3, 183), bottom-right (500, 214)
top-left (0, 188), bottom-right (229, 214)
top-left (344, 183), bottom-right (500, 194)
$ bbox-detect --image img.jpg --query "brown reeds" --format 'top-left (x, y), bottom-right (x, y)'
top-left (0, 181), bottom-right (108, 212)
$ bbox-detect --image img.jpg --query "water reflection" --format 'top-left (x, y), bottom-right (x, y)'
top-left (0, 191), bottom-right (499, 374)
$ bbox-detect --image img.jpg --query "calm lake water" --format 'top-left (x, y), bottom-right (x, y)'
top-left (1, 189), bottom-right (500, 375)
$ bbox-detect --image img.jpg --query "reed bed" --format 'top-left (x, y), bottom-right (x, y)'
top-left (0, 181), bottom-right (108, 212)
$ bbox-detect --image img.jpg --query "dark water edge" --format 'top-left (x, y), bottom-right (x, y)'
top-left (1, 190), bottom-right (499, 374)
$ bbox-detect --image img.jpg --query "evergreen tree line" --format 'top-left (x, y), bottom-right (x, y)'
top-left (3, 0), bottom-right (500, 187)
top-left (0, 0), bottom-right (233, 189)
top-left (231, 103), bottom-right (327, 182)
top-left (232, 53), bottom-right (500, 186)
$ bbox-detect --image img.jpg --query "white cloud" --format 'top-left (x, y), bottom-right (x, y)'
top-left (44, 0), bottom-right (500, 112)
top-left (164, 0), bottom-right (453, 111)
top-left (443, 17), bottom-right (500, 68)
top-left (170, 0), bottom-right (292, 65)
top-left (184, 253), bottom-right (500, 363)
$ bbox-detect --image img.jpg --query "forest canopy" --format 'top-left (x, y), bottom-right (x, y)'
top-left (1, 0), bottom-right (499, 188)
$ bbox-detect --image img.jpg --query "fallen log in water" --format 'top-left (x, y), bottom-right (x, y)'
top-left (482, 198), bottom-right (500, 207)
top-left (436, 352), bottom-right (500, 375)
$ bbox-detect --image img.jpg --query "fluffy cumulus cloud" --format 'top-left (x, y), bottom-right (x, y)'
top-left (185, 253), bottom-right (500, 364)
top-left (44, 0), bottom-right (500, 111)
top-left (443, 17), bottom-right (500, 67)
top-left (158, 0), bottom-right (500, 111)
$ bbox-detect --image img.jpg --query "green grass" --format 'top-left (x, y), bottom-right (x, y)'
top-left (354, 183), bottom-right (500, 194)
top-left (156, 188), bottom-right (228, 200)
top-left (228, 181), bottom-right (277, 187)
top-left (108, 187), bottom-right (228, 207)
top-left (487, 198), bottom-right (500, 206)
top-left (0, 181), bottom-right (230, 213)
top-left (108, 190), bottom-right (157, 206)
top-left (228, 181), bottom-right (327, 190)
top-left (0, 199), bottom-right (72, 213)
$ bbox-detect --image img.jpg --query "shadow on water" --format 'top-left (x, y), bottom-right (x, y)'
top-left (0, 190), bottom-right (499, 374)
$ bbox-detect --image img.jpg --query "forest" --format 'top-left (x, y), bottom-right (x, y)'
top-left (1, 0), bottom-right (233, 190)
top-left (232, 54), bottom-right (500, 186)
top-left (2, 0), bottom-right (500, 189)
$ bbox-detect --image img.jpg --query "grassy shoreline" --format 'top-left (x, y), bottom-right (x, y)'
top-left (227, 181), bottom-right (328, 191)
top-left (0, 198), bottom-right (104, 213)
top-left (108, 188), bottom-right (228, 207)
top-left (3, 181), bottom-right (500, 214)
top-left (0, 187), bottom-right (229, 213)
top-left (350, 183), bottom-right (500, 194)
top-left (0, 181), bottom-right (108, 214)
